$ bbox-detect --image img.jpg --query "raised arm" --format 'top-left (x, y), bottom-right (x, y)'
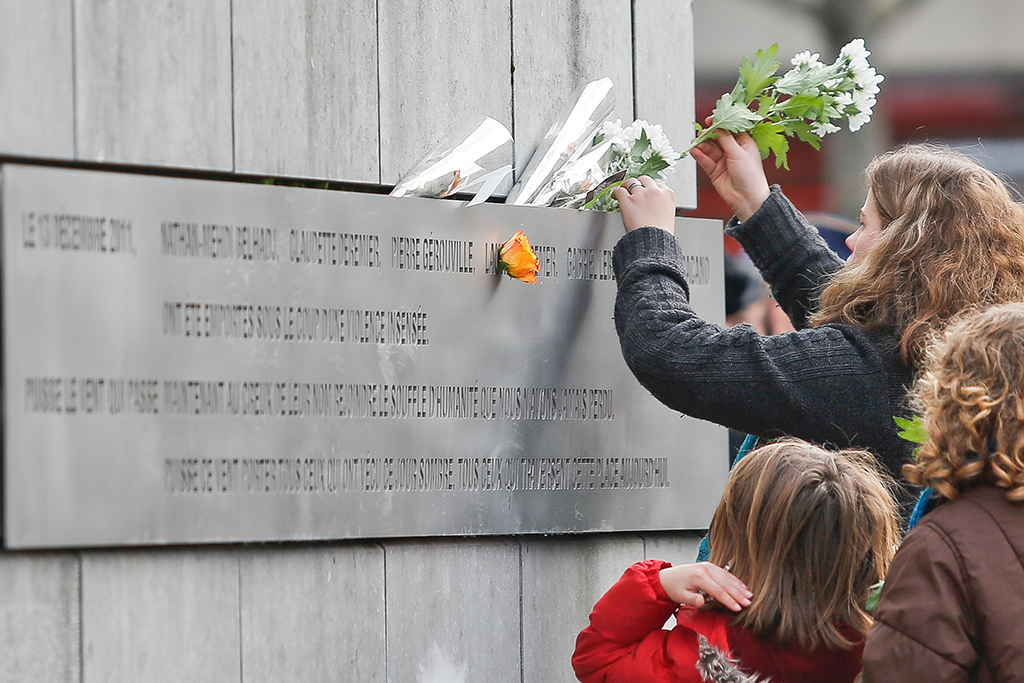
top-left (618, 131), bottom-right (844, 329)
top-left (726, 187), bottom-right (846, 329)
top-left (611, 226), bottom-right (914, 480)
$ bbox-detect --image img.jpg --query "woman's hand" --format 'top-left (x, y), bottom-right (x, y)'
top-left (690, 126), bottom-right (770, 222)
top-left (659, 563), bottom-right (753, 611)
top-left (612, 175), bottom-right (676, 234)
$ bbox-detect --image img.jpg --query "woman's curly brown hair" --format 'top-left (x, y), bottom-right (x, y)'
top-left (811, 144), bottom-right (1024, 366)
top-left (905, 303), bottom-right (1024, 501)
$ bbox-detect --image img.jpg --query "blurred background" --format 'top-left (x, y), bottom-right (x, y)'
top-left (683, 0), bottom-right (1024, 339)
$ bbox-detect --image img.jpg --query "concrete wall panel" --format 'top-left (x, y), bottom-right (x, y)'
top-left (378, 0), bottom-right (513, 189)
top-left (233, 0), bottom-right (379, 182)
top-left (0, 553), bottom-right (80, 683)
top-left (522, 534), bottom-right (645, 683)
top-left (240, 544), bottom-right (386, 683)
top-left (81, 550), bottom-right (239, 683)
top-left (0, 2), bottom-right (75, 158)
top-left (385, 538), bottom-right (521, 683)
top-left (634, 0), bottom-right (698, 208)
top-left (74, 0), bottom-right (233, 169)
top-left (510, 0), bottom-right (633, 184)
top-left (643, 530), bottom-right (704, 566)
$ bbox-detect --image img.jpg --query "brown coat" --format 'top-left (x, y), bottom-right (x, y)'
top-left (861, 485), bottom-right (1024, 682)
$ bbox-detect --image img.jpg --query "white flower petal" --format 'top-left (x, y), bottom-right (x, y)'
top-left (812, 121), bottom-right (841, 136)
top-left (848, 109), bottom-right (871, 132)
top-left (839, 38), bottom-right (870, 63)
top-left (791, 50), bottom-right (821, 67)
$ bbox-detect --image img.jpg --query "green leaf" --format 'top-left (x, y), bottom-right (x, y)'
top-left (635, 155), bottom-right (670, 177)
top-left (737, 44), bottom-right (781, 105)
top-left (729, 78), bottom-right (747, 106)
top-left (693, 121), bottom-right (704, 133)
top-left (631, 129), bottom-right (652, 162)
top-left (781, 119), bottom-right (822, 150)
top-left (794, 127), bottom-right (822, 150)
top-left (895, 415), bottom-right (929, 445)
top-left (771, 93), bottom-right (822, 119)
top-left (755, 96), bottom-right (777, 117)
top-left (710, 92), bottom-right (763, 134)
top-left (866, 580), bottom-right (884, 612)
top-left (750, 120), bottom-right (789, 169)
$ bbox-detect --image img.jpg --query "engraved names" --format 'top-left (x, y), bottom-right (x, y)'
top-left (164, 456), bottom-right (669, 494)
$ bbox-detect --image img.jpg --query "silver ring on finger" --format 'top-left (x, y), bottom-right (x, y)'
top-left (624, 180), bottom-right (642, 194)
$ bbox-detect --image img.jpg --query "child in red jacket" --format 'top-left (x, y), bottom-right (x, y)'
top-left (573, 440), bottom-right (899, 683)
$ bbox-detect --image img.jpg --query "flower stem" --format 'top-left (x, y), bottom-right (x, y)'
top-left (582, 180), bottom-right (623, 210)
top-left (680, 125), bottom-right (722, 157)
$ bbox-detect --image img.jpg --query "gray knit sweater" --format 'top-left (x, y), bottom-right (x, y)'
top-left (612, 187), bottom-right (916, 495)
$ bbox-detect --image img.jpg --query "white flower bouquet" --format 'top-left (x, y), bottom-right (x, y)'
top-left (687, 38), bottom-right (884, 168)
top-left (507, 77), bottom-right (680, 212)
top-left (524, 118), bottom-right (681, 211)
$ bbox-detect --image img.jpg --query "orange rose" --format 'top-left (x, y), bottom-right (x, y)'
top-left (499, 230), bottom-right (540, 283)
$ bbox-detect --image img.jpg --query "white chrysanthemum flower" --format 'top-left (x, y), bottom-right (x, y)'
top-left (791, 50), bottom-right (821, 67)
top-left (838, 38), bottom-right (870, 64)
top-left (645, 123), bottom-right (680, 165)
top-left (599, 118), bottom-right (627, 141)
top-left (848, 56), bottom-right (871, 74)
top-left (812, 121), bottom-right (841, 136)
top-left (835, 92), bottom-right (855, 109)
top-left (852, 90), bottom-right (877, 113)
top-left (852, 66), bottom-right (884, 96)
top-left (847, 107), bottom-right (872, 132)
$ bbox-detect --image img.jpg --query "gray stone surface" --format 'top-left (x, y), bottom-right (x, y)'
top-left (240, 543), bottom-right (386, 683)
top-left (634, 0), bottom-right (698, 208)
top-left (232, 0), bottom-right (379, 183)
top-left (74, 0), bottom-right (233, 169)
top-left (385, 537), bottom-right (521, 683)
top-left (0, 553), bottom-right (80, 683)
top-left (378, 0), bottom-right (513, 190)
top-left (0, 2), bottom-right (74, 158)
top-left (643, 530), bottom-right (705, 566)
top-left (81, 549), bottom-right (240, 683)
top-left (510, 0), bottom-right (633, 185)
top-left (522, 534), bottom-right (646, 683)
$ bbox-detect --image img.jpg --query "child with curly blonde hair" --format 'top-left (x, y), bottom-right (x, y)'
top-left (862, 302), bottom-right (1024, 682)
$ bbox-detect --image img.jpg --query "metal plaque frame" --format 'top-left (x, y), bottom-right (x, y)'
top-left (2, 164), bottom-right (727, 548)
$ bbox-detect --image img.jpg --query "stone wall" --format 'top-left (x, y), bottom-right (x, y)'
top-left (0, 2), bottom-right (704, 680)
top-left (0, 0), bottom-right (696, 204)
top-left (0, 533), bottom-right (702, 682)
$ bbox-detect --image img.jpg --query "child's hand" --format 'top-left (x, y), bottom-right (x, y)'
top-left (612, 175), bottom-right (676, 234)
top-left (659, 563), bottom-right (753, 611)
top-left (690, 126), bottom-right (770, 222)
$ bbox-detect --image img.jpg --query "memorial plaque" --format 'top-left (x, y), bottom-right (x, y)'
top-left (1, 164), bottom-right (727, 548)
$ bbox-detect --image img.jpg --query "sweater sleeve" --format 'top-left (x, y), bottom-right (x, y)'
top-left (860, 523), bottom-right (976, 683)
top-left (725, 186), bottom-right (846, 330)
top-left (572, 560), bottom-right (703, 683)
top-left (612, 226), bottom-right (902, 458)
